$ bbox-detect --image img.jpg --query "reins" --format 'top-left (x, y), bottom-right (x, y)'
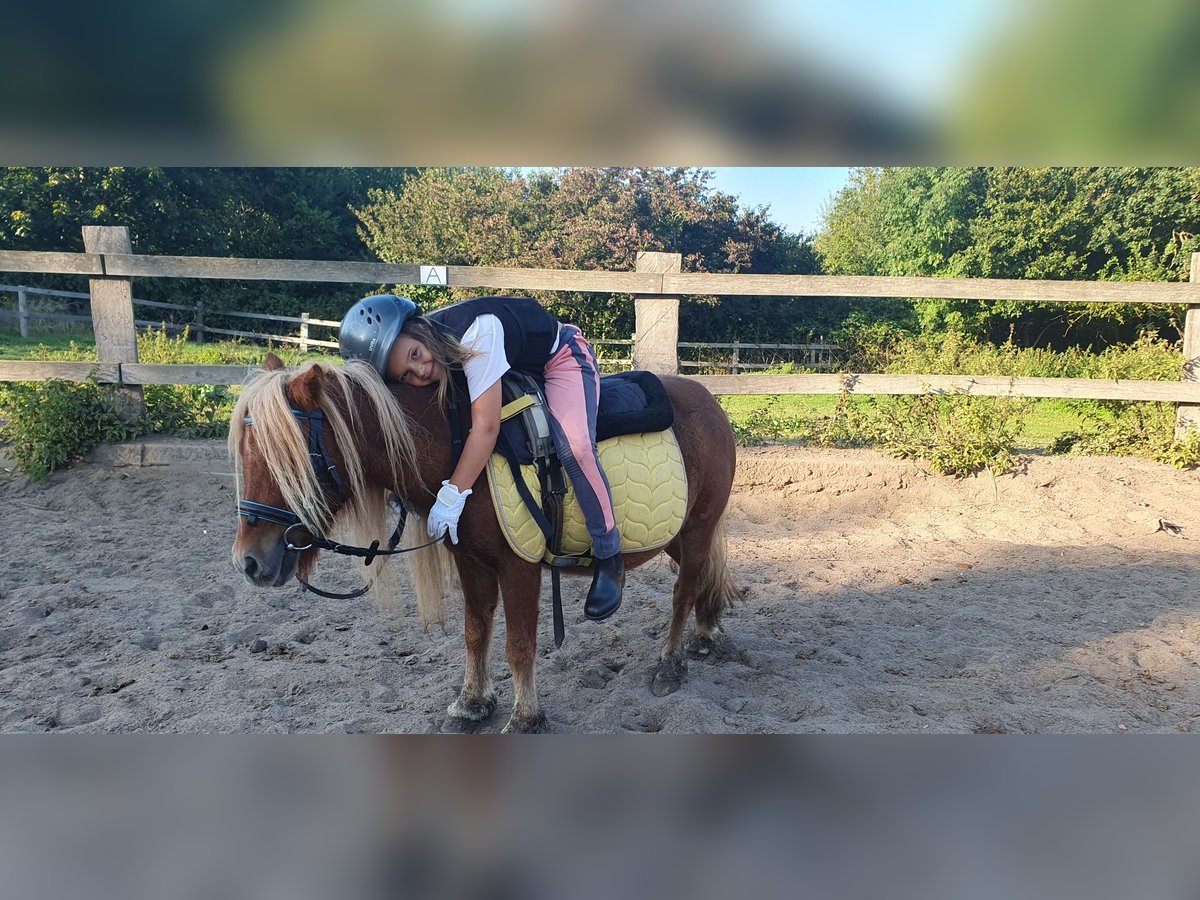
top-left (238, 407), bottom-right (436, 600)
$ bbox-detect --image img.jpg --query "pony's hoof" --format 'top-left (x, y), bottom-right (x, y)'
top-left (651, 656), bottom-right (687, 697)
top-left (446, 692), bottom-right (497, 724)
top-left (502, 711), bottom-right (549, 734)
top-left (440, 716), bottom-right (485, 734)
top-left (686, 627), bottom-right (731, 661)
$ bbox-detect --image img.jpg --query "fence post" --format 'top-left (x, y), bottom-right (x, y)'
top-left (82, 225), bottom-right (144, 418)
top-left (633, 251), bottom-right (681, 374)
top-left (300, 312), bottom-right (310, 353)
top-left (1178, 252), bottom-right (1200, 439)
top-left (17, 288), bottom-right (28, 338)
top-left (194, 300), bottom-right (205, 343)
top-left (731, 339), bottom-right (741, 375)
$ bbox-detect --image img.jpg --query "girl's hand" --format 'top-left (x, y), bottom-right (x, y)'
top-left (427, 480), bottom-right (473, 544)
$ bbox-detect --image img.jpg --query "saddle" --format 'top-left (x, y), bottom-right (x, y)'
top-left (484, 370), bottom-right (687, 646)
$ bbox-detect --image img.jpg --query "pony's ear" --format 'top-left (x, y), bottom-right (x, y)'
top-left (263, 352), bottom-right (285, 371)
top-left (288, 364), bottom-right (325, 410)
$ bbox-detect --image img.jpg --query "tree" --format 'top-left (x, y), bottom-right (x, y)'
top-left (814, 166), bottom-right (1200, 346)
top-left (0, 167), bottom-right (413, 319)
top-left (813, 167), bottom-right (888, 276)
top-left (354, 166), bottom-right (818, 341)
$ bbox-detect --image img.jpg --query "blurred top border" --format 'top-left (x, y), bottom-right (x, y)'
top-left (2, 0), bottom-right (1197, 166)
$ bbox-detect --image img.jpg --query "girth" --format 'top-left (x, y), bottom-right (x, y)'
top-left (490, 370), bottom-right (675, 648)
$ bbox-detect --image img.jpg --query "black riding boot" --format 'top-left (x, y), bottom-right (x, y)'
top-left (584, 553), bottom-right (625, 621)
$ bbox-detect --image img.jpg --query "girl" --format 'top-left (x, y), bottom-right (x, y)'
top-left (339, 294), bottom-right (624, 621)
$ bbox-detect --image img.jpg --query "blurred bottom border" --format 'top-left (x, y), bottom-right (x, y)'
top-left (1, 736), bottom-right (1196, 900)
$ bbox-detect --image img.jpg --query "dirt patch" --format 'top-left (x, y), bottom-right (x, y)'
top-left (3, 443), bottom-right (1200, 732)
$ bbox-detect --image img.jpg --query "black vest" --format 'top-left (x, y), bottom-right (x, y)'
top-left (428, 296), bottom-right (560, 373)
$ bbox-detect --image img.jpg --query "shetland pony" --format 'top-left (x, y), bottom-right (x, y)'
top-left (230, 355), bottom-right (738, 732)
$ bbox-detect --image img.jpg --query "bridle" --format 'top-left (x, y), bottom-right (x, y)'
top-left (237, 407), bottom-right (439, 600)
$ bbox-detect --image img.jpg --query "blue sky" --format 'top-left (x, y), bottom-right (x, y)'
top-left (752, 1), bottom-right (1017, 111)
top-left (704, 167), bottom-right (851, 236)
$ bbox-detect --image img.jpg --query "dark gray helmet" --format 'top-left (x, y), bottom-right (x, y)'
top-left (338, 295), bottom-right (420, 376)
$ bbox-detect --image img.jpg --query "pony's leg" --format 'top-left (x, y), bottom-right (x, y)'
top-left (654, 514), bottom-right (735, 696)
top-left (653, 537), bottom-right (700, 697)
top-left (446, 563), bottom-right (499, 726)
top-left (497, 561), bottom-right (547, 734)
top-left (685, 514), bottom-right (736, 659)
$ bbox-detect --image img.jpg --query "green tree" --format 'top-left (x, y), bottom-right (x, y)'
top-left (355, 167), bottom-right (818, 341)
top-left (814, 166), bottom-right (1200, 346)
top-left (813, 167), bottom-right (888, 276)
top-left (0, 167), bottom-right (413, 321)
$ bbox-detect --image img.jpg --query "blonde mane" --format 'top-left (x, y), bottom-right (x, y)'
top-left (229, 360), bottom-right (417, 531)
top-left (229, 360), bottom-right (451, 628)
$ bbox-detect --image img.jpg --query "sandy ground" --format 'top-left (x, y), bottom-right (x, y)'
top-left (3, 441), bottom-right (1200, 733)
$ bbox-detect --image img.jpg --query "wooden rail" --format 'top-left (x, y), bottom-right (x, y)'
top-left (9, 249), bottom-right (1198, 303)
top-left (0, 284), bottom-right (341, 349)
top-left (662, 273), bottom-right (1200, 304)
top-left (2, 234), bottom-right (1199, 437)
top-left (3, 361), bottom-right (1197, 404)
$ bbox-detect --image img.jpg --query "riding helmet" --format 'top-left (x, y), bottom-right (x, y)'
top-left (338, 295), bottom-right (420, 377)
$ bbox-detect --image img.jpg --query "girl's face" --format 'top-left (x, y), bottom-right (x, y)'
top-left (387, 335), bottom-right (441, 386)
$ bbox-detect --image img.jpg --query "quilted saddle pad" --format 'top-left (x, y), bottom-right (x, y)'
top-left (485, 429), bottom-right (688, 565)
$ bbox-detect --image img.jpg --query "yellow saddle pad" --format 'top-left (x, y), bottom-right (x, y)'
top-left (485, 429), bottom-right (688, 565)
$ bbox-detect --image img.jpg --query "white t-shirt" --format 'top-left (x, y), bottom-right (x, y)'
top-left (460, 314), bottom-right (509, 402)
top-left (460, 314), bottom-right (562, 402)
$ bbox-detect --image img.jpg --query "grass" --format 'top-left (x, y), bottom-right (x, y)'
top-left (0, 332), bottom-right (98, 359)
top-left (718, 394), bottom-right (1088, 450)
top-left (0, 329), bottom-right (329, 366)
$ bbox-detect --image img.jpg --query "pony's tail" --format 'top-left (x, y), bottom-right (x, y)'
top-left (405, 510), bottom-right (453, 632)
top-left (693, 512), bottom-right (740, 629)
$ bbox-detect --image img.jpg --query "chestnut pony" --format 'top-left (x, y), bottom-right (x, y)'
top-left (230, 354), bottom-right (738, 732)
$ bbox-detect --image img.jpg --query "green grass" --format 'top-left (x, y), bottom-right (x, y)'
top-left (0, 329), bottom-right (329, 366)
top-left (718, 394), bottom-right (1090, 450)
top-left (0, 333), bottom-right (98, 359)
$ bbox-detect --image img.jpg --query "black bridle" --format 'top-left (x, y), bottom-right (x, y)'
top-left (237, 407), bottom-right (438, 600)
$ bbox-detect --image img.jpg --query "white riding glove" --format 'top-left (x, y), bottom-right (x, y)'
top-left (427, 480), bottom-right (472, 544)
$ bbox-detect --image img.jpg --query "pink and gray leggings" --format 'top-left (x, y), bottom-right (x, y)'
top-left (542, 325), bottom-right (620, 559)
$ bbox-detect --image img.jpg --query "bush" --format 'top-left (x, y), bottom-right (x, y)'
top-left (1051, 401), bottom-right (1200, 469)
top-left (841, 327), bottom-right (1183, 381)
top-left (0, 328), bottom-right (303, 479)
top-left (865, 393), bottom-right (1032, 477)
top-left (724, 396), bottom-right (808, 445)
top-left (0, 378), bottom-right (141, 480)
top-left (722, 388), bottom-right (1029, 476)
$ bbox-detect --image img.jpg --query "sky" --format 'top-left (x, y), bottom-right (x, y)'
top-left (436, 0), bottom-right (1015, 114)
top-left (752, 0), bottom-right (1018, 112)
top-left (704, 167), bottom-right (851, 236)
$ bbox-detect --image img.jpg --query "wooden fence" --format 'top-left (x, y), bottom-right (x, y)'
top-left (0, 284), bottom-right (344, 350)
top-left (0, 285), bottom-right (840, 371)
top-left (2, 227), bottom-right (1200, 437)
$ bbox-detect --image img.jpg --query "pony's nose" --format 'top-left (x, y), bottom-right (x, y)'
top-left (242, 554), bottom-right (259, 578)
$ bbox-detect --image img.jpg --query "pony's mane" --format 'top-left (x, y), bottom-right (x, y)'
top-left (228, 359), bottom-right (418, 535)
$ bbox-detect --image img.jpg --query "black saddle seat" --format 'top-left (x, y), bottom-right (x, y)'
top-left (595, 370), bottom-right (675, 441)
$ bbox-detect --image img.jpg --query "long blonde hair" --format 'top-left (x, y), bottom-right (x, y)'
top-left (229, 360), bottom-right (417, 533)
top-left (399, 316), bottom-right (476, 408)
